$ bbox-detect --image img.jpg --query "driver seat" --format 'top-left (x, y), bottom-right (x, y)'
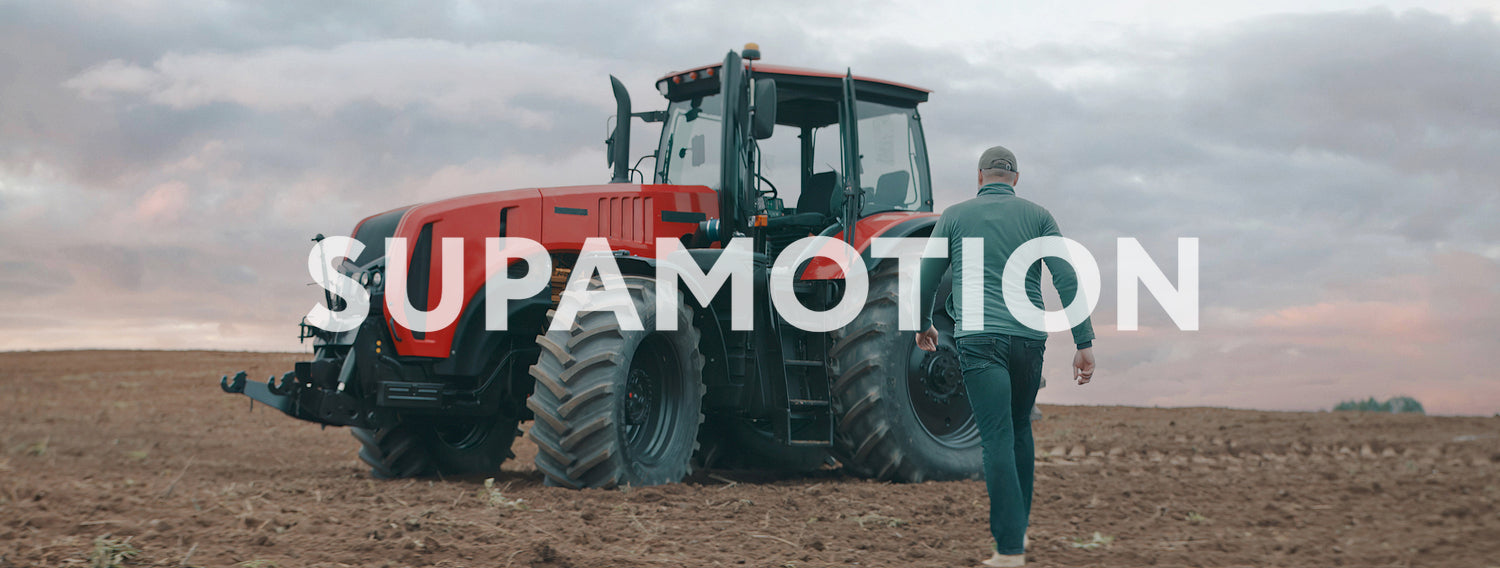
top-left (766, 171), bottom-right (839, 235)
top-left (796, 171), bottom-right (838, 218)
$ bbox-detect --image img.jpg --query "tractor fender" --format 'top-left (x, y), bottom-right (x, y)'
top-left (613, 247), bottom-right (744, 278)
top-left (799, 212), bottom-right (940, 280)
top-left (444, 245), bottom-right (706, 375)
top-left (434, 266), bottom-right (553, 379)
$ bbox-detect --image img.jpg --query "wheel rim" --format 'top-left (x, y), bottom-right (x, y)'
top-left (905, 343), bottom-right (979, 447)
top-left (622, 333), bottom-right (684, 465)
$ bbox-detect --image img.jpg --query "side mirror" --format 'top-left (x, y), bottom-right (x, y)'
top-left (752, 79), bottom-right (777, 140)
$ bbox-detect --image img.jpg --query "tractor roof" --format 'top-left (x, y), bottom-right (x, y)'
top-left (655, 62), bottom-right (931, 110)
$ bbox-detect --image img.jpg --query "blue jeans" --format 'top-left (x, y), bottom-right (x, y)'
top-left (956, 333), bottom-right (1045, 555)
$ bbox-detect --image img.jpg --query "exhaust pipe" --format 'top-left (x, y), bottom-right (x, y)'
top-left (608, 75), bottom-right (632, 184)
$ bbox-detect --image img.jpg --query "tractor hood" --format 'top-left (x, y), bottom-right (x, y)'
top-left (348, 183), bottom-right (718, 359)
top-left (357, 183), bottom-right (720, 258)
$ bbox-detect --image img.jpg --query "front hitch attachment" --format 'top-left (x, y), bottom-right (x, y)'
top-left (218, 363), bottom-right (374, 428)
top-left (220, 370), bottom-right (300, 415)
top-left (220, 370), bottom-right (248, 393)
top-left (220, 370), bottom-right (297, 395)
top-left (268, 371), bottom-right (297, 395)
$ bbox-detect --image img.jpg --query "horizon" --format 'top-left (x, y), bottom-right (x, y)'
top-left (1, 347), bottom-right (1485, 417)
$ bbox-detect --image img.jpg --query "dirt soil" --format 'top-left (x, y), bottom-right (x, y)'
top-left (1, 351), bottom-right (1497, 568)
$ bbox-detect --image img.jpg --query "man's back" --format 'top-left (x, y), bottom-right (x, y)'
top-left (927, 182), bottom-right (1094, 345)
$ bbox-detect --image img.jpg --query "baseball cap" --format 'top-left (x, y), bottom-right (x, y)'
top-left (979, 145), bottom-right (1018, 172)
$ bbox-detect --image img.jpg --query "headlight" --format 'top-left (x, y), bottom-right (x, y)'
top-left (356, 271), bottom-right (370, 286)
top-left (370, 270), bottom-right (383, 287)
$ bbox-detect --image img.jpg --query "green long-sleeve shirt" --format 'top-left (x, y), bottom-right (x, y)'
top-left (918, 183), bottom-right (1095, 348)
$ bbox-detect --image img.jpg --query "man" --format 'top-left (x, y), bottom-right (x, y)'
top-left (915, 145), bottom-right (1096, 567)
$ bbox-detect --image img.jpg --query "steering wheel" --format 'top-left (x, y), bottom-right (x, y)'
top-left (755, 172), bottom-right (779, 199)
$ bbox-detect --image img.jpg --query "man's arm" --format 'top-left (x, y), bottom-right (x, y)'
top-left (1038, 211), bottom-right (1094, 348)
top-left (1039, 211), bottom-right (1096, 383)
top-left (915, 218), bottom-right (951, 352)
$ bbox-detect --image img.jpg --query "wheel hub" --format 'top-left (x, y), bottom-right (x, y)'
top-left (625, 368), bottom-right (654, 426)
top-left (905, 342), bottom-right (976, 444)
top-left (920, 349), bottom-right (964, 403)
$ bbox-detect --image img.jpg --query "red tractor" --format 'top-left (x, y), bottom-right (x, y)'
top-left (222, 44), bottom-right (980, 488)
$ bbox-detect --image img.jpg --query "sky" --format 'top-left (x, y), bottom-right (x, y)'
top-left (1, 0), bottom-right (1497, 414)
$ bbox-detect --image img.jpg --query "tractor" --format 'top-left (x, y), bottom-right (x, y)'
top-left (220, 44), bottom-right (981, 488)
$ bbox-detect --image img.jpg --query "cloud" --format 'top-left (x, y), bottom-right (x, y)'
top-left (0, 260), bottom-right (76, 297)
top-left (65, 40), bottom-right (618, 127)
top-left (134, 180), bottom-right (191, 221)
top-left (1252, 301), bottom-right (1439, 344)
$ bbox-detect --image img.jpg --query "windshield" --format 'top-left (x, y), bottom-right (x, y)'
top-left (854, 101), bottom-right (929, 214)
top-left (655, 93), bottom-right (930, 215)
top-left (656, 95), bottom-right (723, 188)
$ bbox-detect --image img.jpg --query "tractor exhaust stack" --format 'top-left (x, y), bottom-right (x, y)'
top-left (608, 75), bottom-right (632, 183)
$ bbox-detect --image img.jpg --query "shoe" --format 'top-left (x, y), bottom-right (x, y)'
top-left (981, 551), bottom-right (1025, 567)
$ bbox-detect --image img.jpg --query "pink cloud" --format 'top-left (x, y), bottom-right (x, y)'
top-left (134, 180), bottom-right (190, 222)
top-left (1253, 300), bottom-right (1443, 345)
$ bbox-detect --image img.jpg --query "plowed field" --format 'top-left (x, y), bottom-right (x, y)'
top-left (2, 351), bottom-right (1496, 567)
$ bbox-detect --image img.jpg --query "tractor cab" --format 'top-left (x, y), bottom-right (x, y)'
top-left (611, 44), bottom-right (935, 253)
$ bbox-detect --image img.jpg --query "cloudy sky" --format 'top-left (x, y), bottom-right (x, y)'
top-left (2, 1), bottom-right (1497, 414)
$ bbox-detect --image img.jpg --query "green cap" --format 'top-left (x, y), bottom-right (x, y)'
top-left (979, 145), bottom-right (1017, 173)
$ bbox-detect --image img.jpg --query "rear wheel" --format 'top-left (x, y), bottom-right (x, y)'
top-left (831, 265), bottom-right (982, 482)
top-left (527, 276), bottom-right (706, 488)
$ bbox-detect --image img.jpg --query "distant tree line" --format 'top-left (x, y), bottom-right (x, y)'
top-left (1333, 396), bottom-right (1425, 414)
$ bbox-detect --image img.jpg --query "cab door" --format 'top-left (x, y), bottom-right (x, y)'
top-left (836, 70), bottom-right (863, 244)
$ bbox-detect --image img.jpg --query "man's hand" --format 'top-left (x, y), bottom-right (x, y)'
top-left (915, 326), bottom-right (939, 352)
top-left (1073, 347), bottom-right (1095, 385)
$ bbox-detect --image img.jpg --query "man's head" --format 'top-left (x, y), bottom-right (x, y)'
top-left (977, 145), bottom-right (1019, 187)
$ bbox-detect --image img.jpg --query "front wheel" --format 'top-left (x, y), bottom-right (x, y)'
top-left (353, 414), bottom-right (520, 479)
top-left (831, 265), bottom-right (982, 482)
top-left (527, 276), bottom-right (706, 488)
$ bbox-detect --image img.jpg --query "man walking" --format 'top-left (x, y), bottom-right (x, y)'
top-left (915, 146), bottom-right (1096, 567)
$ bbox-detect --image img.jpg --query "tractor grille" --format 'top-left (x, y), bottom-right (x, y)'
top-left (597, 196), bottom-right (653, 243)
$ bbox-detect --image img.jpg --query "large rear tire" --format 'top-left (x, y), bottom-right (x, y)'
top-left (527, 276), bottom-right (706, 488)
top-left (831, 265), bottom-right (982, 482)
